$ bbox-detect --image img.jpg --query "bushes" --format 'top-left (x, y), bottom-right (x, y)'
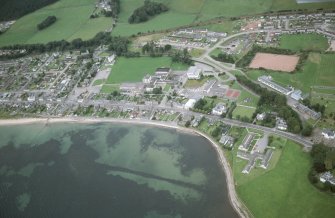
top-left (211, 53), bottom-right (236, 64)
top-left (37, 16), bottom-right (57, 30)
top-left (128, 0), bottom-right (168, 24)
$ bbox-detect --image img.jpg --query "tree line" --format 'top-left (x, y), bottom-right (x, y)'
top-left (1, 32), bottom-right (134, 58)
top-left (0, 0), bottom-right (59, 21)
top-left (211, 52), bottom-right (236, 64)
top-left (128, 0), bottom-right (168, 24)
top-left (236, 75), bottom-right (302, 133)
top-left (37, 16), bottom-right (57, 30)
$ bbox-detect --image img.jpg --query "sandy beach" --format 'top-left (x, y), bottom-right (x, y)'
top-left (0, 117), bottom-right (251, 218)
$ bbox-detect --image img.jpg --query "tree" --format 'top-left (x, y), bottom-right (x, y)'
top-left (301, 123), bottom-right (313, 136)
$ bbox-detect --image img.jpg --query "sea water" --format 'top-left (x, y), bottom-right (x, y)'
top-left (0, 123), bottom-right (238, 218)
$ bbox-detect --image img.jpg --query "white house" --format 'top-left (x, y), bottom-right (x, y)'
top-left (186, 66), bottom-right (202, 80)
top-left (212, 103), bottom-right (227, 116)
top-left (184, 99), bottom-right (196, 110)
top-left (322, 129), bottom-right (335, 139)
top-left (256, 113), bottom-right (266, 121)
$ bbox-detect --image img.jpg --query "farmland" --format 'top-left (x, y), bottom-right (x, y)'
top-left (106, 57), bottom-right (188, 84)
top-left (249, 53), bottom-right (300, 72)
top-left (112, 0), bottom-right (335, 36)
top-left (234, 140), bottom-right (335, 218)
top-left (0, 0), bottom-right (112, 46)
top-left (247, 53), bottom-right (335, 93)
top-left (279, 33), bottom-right (329, 52)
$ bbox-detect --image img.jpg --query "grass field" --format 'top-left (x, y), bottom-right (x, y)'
top-left (106, 57), bottom-right (188, 84)
top-left (0, 0), bottom-right (112, 46)
top-left (112, 0), bottom-right (335, 37)
top-left (247, 53), bottom-right (335, 93)
top-left (1, 0), bottom-right (335, 44)
top-left (279, 33), bottom-right (329, 52)
top-left (235, 140), bottom-right (335, 218)
top-left (232, 105), bottom-right (256, 119)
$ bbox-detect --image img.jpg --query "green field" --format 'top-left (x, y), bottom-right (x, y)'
top-left (232, 105), bottom-right (256, 119)
top-left (0, 0), bottom-right (112, 46)
top-left (2, 0), bottom-right (335, 45)
top-left (279, 33), bottom-right (329, 52)
top-left (112, 0), bottom-right (335, 36)
top-left (106, 57), bottom-right (188, 84)
top-left (247, 53), bottom-right (335, 93)
top-left (235, 140), bottom-right (335, 218)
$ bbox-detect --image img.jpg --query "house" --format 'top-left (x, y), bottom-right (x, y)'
top-left (186, 66), bottom-right (202, 80)
top-left (256, 113), bottom-right (266, 121)
top-left (184, 99), bottom-right (197, 110)
top-left (212, 103), bottom-right (227, 116)
top-left (27, 95), bottom-right (36, 102)
top-left (219, 134), bottom-right (234, 148)
top-left (142, 74), bottom-right (152, 84)
top-left (276, 118), bottom-right (287, 131)
top-left (322, 129), bottom-right (335, 139)
top-left (291, 89), bottom-right (303, 101)
top-left (320, 171), bottom-right (335, 185)
top-left (155, 67), bottom-right (171, 78)
top-left (107, 55), bottom-right (115, 63)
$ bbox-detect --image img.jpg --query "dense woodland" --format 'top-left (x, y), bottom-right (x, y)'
top-left (0, 0), bottom-right (59, 21)
top-left (236, 75), bottom-right (302, 133)
top-left (309, 143), bottom-right (335, 192)
top-left (211, 52), bottom-right (236, 64)
top-left (128, 0), bottom-right (168, 24)
top-left (37, 16), bottom-right (57, 30)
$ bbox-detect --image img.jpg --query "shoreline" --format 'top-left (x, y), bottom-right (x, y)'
top-left (0, 117), bottom-right (251, 218)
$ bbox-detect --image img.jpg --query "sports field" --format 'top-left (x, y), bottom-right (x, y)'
top-left (106, 57), bottom-right (188, 84)
top-left (0, 0), bottom-right (112, 46)
top-left (249, 53), bottom-right (299, 72)
top-left (279, 33), bottom-right (329, 52)
top-left (235, 140), bottom-right (335, 218)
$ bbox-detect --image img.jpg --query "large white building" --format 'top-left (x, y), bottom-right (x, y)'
top-left (186, 66), bottom-right (202, 80)
top-left (258, 76), bottom-right (293, 95)
top-left (184, 99), bottom-right (197, 110)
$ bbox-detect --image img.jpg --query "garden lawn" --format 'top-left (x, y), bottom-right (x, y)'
top-left (236, 140), bottom-right (335, 218)
top-left (0, 0), bottom-right (111, 46)
top-left (279, 33), bottom-right (329, 52)
top-left (106, 57), bottom-right (188, 84)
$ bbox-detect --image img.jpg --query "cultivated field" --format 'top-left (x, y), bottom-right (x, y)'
top-left (249, 53), bottom-right (299, 72)
top-left (0, 0), bottom-right (112, 46)
top-left (279, 33), bottom-right (329, 52)
top-left (106, 57), bottom-right (188, 84)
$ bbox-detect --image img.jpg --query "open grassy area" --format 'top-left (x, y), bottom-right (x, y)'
top-left (0, 0), bottom-right (112, 46)
top-left (231, 82), bottom-right (260, 107)
top-left (235, 140), bottom-right (335, 218)
top-left (232, 105), bottom-right (256, 119)
top-left (247, 53), bottom-right (335, 93)
top-left (112, 0), bottom-right (335, 37)
top-left (106, 57), bottom-right (188, 84)
top-left (279, 33), bottom-right (329, 52)
top-left (100, 84), bottom-right (120, 94)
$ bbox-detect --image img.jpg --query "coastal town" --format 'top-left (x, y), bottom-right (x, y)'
top-left (0, 0), bottom-right (335, 217)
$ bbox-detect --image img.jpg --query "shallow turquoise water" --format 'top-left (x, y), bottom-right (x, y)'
top-left (0, 123), bottom-right (238, 218)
